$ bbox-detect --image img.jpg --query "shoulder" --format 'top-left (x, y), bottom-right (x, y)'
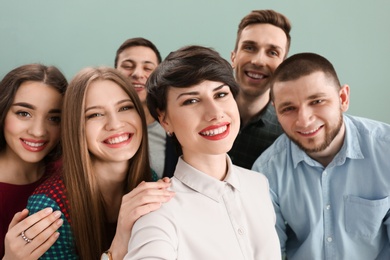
top-left (346, 115), bottom-right (390, 142)
top-left (232, 164), bottom-right (268, 182)
top-left (253, 134), bottom-right (290, 164)
top-left (28, 172), bottom-right (70, 222)
top-left (32, 171), bottom-right (65, 196)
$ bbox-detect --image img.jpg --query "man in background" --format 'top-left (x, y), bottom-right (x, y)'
top-left (115, 37), bottom-right (178, 178)
top-left (229, 10), bottom-right (291, 169)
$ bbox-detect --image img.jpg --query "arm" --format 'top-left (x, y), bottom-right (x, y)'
top-left (3, 208), bottom-right (62, 260)
top-left (26, 194), bottom-right (77, 259)
top-left (108, 180), bottom-right (175, 259)
top-left (269, 188), bottom-right (288, 256)
top-left (124, 209), bottom-right (177, 260)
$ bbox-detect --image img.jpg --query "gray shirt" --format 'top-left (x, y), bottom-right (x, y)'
top-left (148, 121), bottom-right (166, 178)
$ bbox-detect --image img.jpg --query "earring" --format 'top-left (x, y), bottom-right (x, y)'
top-left (167, 131), bottom-right (173, 137)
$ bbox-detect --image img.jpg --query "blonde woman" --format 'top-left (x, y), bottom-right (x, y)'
top-left (26, 67), bottom-right (174, 259)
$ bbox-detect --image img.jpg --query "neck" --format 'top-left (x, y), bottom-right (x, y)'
top-left (93, 160), bottom-right (128, 222)
top-left (0, 150), bottom-right (44, 184)
top-left (236, 91), bottom-right (270, 126)
top-left (143, 104), bottom-right (156, 125)
top-left (182, 153), bottom-right (228, 181)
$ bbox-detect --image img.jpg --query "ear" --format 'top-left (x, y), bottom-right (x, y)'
top-left (339, 84), bottom-right (350, 112)
top-left (157, 109), bottom-right (171, 132)
top-left (230, 51), bottom-right (236, 69)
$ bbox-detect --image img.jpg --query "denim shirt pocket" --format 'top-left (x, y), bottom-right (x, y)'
top-left (345, 195), bottom-right (389, 239)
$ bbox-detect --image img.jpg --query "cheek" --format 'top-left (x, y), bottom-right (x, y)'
top-left (47, 124), bottom-right (61, 142)
top-left (4, 114), bottom-right (21, 137)
top-left (276, 114), bottom-right (293, 131)
top-left (85, 124), bottom-right (98, 148)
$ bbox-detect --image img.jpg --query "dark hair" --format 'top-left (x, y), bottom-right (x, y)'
top-left (0, 63), bottom-right (68, 161)
top-left (147, 45), bottom-right (239, 121)
top-left (234, 9), bottom-right (292, 55)
top-left (270, 52), bottom-right (341, 101)
top-left (146, 45), bottom-right (239, 153)
top-left (114, 37), bottom-right (162, 67)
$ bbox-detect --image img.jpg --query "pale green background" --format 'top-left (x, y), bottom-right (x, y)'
top-left (1, 1), bottom-right (389, 123)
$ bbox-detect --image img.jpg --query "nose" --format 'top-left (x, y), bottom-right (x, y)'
top-left (204, 99), bottom-right (224, 122)
top-left (105, 113), bottom-right (125, 131)
top-left (131, 65), bottom-right (144, 80)
top-left (27, 118), bottom-right (47, 137)
top-left (251, 51), bottom-right (266, 67)
top-left (296, 107), bottom-right (314, 127)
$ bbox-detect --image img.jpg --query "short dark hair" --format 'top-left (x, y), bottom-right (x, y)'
top-left (0, 63), bottom-right (68, 161)
top-left (234, 10), bottom-right (292, 55)
top-left (270, 52), bottom-right (341, 101)
top-left (114, 37), bottom-right (162, 68)
top-left (146, 45), bottom-right (239, 122)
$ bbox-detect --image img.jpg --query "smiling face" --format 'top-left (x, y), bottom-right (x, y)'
top-left (116, 46), bottom-right (159, 104)
top-left (231, 23), bottom-right (287, 99)
top-left (84, 79), bottom-right (142, 163)
top-left (158, 80), bottom-right (240, 159)
top-left (3, 81), bottom-right (62, 163)
top-left (273, 71), bottom-right (350, 159)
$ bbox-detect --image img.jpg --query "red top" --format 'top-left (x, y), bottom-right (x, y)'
top-left (0, 162), bottom-right (60, 257)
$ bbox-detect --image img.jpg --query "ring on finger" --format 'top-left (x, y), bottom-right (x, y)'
top-left (20, 230), bottom-right (33, 243)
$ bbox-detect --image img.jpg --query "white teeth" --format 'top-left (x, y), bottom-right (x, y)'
top-left (300, 127), bottom-right (320, 135)
top-left (107, 134), bottom-right (129, 144)
top-left (24, 141), bottom-right (45, 147)
top-left (133, 84), bottom-right (144, 88)
top-left (200, 125), bottom-right (227, 136)
top-left (247, 72), bottom-right (265, 79)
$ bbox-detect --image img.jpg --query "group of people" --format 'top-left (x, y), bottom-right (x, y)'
top-left (0, 9), bottom-right (389, 260)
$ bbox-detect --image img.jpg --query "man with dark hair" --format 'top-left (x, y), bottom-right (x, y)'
top-left (229, 10), bottom-right (292, 169)
top-left (253, 52), bottom-right (390, 259)
top-left (115, 37), bottom-right (177, 178)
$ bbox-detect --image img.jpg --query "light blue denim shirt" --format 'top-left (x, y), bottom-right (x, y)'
top-left (252, 115), bottom-right (390, 260)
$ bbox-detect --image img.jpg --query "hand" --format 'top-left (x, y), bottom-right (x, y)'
top-left (110, 181), bottom-right (175, 259)
top-left (3, 208), bottom-right (63, 260)
top-left (157, 177), bottom-right (171, 184)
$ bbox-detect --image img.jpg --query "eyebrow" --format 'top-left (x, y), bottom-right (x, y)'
top-left (277, 93), bottom-right (328, 108)
top-left (241, 40), bottom-right (283, 51)
top-left (176, 84), bottom-right (227, 100)
top-left (12, 102), bottom-right (61, 114)
top-left (85, 99), bottom-right (133, 113)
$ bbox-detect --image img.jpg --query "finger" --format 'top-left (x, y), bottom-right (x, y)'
top-left (29, 231), bottom-right (60, 259)
top-left (24, 210), bottom-right (62, 239)
top-left (27, 217), bottom-right (63, 249)
top-left (123, 188), bottom-right (175, 206)
top-left (23, 217), bottom-right (63, 258)
top-left (130, 202), bottom-right (164, 219)
top-left (8, 209), bottom-right (29, 230)
top-left (3, 216), bottom-right (62, 260)
top-left (134, 181), bottom-right (172, 192)
top-left (162, 177), bottom-right (171, 183)
top-left (157, 177), bottom-right (171, 183)
top-left (12, 207), bottom-right (54, 234)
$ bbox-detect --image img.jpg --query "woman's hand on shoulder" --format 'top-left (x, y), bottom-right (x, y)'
top-left (110, 180), bottom-right (175, 260)
top-left (3, 208), bottom-right (63, 260)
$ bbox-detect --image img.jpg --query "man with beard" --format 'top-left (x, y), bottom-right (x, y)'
top-left (252, 52), bottom-right (390, 260)
top-left (228, 10), bottom-right (291, 169)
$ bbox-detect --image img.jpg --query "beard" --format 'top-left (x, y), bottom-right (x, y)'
top-left (287, 112), bottom-right (344, 154)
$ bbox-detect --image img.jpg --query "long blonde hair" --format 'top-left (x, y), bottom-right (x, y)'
top-left (62, 67), bottom-right (151, 260)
